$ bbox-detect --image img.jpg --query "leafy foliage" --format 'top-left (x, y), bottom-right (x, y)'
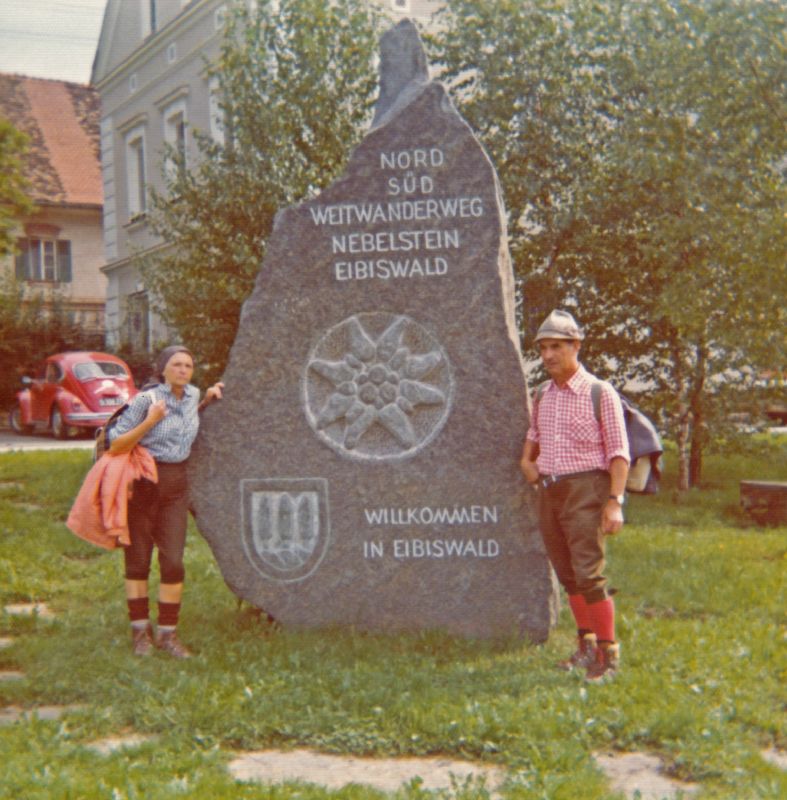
top-left (431, 0), bottom-right (786, 486)
top-left (139, 0), bottom-right (382, 385)
top-left (0, 273), bottom-right (104, 410)
top-left (0, 118), bottom-right (33, 259)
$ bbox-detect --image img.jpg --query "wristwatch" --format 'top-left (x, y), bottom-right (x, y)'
top-left (608, 494), bottom-right (625, 505)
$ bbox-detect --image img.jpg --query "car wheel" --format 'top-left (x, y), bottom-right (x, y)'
top-left (9, 404), bottom-right (34, 435)
top-left (50, 407), bottom-right (72, 440)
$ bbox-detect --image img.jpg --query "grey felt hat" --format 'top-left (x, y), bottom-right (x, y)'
top-left (534, 309), bottom-right (585, 341)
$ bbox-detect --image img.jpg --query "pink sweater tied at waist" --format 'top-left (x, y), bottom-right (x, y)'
top-left (66, 446), bottom-right (158, 550)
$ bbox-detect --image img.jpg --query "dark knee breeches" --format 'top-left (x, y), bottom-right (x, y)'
top-left (538, 470), bottom-right (611, 604)
top-left (124, 461), bottom-right (189, 584)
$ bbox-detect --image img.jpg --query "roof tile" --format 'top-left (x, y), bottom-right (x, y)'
top-left (0, 74), bottom-right (101, 207)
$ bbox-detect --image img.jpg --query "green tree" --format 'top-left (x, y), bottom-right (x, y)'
top-left (432, 0), bottom-right (786, 488)
top-left (139, 0), bottom-right (382, 384)
top-left (0, 273), bottom-right (104, 411)
top-left (0, 119), bottom-right (33, 258)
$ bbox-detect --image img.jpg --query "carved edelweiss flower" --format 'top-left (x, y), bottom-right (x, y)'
top-left (308, 315), bottom-right (447, 451)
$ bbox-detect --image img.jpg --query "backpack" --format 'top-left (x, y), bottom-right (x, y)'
top-left (535, 379), bottom-right (664, 494)
top-left (92, 387), bottom-right (156, 462)
top-left (93, 404), bottom-right (128, 462)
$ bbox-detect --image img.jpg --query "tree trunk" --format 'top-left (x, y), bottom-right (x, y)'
top-left (688, 341), bottom-right (708, 488)
top-left (671, 337), bottom-right (692, 491)
top-left (676, 407), bottom-right (691, 491)
top-left (689, 413), bottom-right (703, 487)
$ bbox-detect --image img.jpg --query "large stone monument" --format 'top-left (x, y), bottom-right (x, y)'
top-left (190, 20), bottom-right (558, 640)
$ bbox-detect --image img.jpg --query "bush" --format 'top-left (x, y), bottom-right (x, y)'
top-left (0, 275), bottom-right (104, 411)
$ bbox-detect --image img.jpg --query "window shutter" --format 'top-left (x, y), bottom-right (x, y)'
top-left (15, 239), bottom-right (29, 279)
top-left (57, 240), bottom-right (72, 282)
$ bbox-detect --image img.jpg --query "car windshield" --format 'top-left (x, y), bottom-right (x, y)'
top-left (73, 361), bottom-right (129, 382)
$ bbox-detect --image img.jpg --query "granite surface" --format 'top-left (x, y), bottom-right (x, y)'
top-left (190, 20), bottom-right (557, 640)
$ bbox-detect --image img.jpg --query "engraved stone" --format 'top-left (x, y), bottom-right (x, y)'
top-left (190, 19), bottom-right (558, 640)
top-left (305, 312), bottom-right (453, 460)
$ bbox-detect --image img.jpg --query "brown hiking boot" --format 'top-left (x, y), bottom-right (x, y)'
top-left (131, 624), bottom-right (154, 657)
top-left (154, 629), bottom-right (193, 659)
top-left (585, 641), bottom-right (620, 683)
top-left (557, 632), bottom-right (597, 671)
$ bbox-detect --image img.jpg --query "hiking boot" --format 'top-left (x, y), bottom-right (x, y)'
top-left (585, 641), bottom-right (620, 683)
top-left (557, 632), bottom-right (597, 671)
top-left (154, 629), bottom-right (193, 659)
top-left (131, 624), bottom-right (154, 657)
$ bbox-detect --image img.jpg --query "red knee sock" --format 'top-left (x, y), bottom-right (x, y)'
top-left (568, 594), bottom-right (592, 635)
top-left (586, 597), bottom-right (615, 643)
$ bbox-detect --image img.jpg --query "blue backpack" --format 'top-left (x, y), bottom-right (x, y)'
top-left (535, 379), bottom-right (663, 494)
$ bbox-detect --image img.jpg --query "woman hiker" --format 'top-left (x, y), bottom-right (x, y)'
top-left (107, 345), bottom-right (223, 658)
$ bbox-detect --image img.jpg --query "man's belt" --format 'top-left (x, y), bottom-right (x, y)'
top-left (539, 469), bottom-right (605, 489)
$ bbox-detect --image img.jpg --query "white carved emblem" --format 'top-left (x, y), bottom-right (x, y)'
top-left (241, 478), bottom-right (330, 583)
top-left (304, 312), bottom-right (453, 460)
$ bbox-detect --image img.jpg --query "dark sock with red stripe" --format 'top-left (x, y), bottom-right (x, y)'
top-left (127, 597), bottom-right (149, 629)
top-left (586, 597), bottom-right (616, 643)
top-left (157, 601), bottom-right (180, 629)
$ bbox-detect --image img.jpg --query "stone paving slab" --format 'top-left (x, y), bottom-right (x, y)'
top-left (0, 637), bottom-right (13, 649)
top-left (595, 752), bottom-right (698, 800)
top-left (229, 749), bottom-right (505, 794)
top-left (762, 748), bottom-right (787, 770)
top-left (0, 670), bottom-right (25, 682)
top-left (0, 704), bottom-right (85, 726)
top-left (3, 602), bottom-right (54, 619)
top-left (86, 733), bottom-right (156, 755)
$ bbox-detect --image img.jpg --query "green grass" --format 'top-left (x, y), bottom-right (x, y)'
top-left (0, 442), bottom-right (785, 799)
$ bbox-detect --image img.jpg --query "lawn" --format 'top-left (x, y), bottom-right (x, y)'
top-left (0, 440), bottom-right (784, 799)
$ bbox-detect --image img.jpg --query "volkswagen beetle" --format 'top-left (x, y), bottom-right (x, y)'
top-left (9, 352), bottom-right (138, 438)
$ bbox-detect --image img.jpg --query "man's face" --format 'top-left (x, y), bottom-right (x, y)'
top-left (538, 338), bottom-right (581, 383)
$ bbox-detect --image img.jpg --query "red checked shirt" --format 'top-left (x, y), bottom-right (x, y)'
top-left (526, 365), bottom-right (630, 476)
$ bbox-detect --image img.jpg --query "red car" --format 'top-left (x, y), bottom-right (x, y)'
top-left (10, 352), bottom-right (138, 439)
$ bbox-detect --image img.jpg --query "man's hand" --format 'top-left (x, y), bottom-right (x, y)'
top-left (520, 456), bottom-right (540, 486)
top-left (600, 499), bottom-right (624, 535)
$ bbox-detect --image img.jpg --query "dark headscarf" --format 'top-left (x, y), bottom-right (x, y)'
top-left (155, 345), bottom-right (193, 383)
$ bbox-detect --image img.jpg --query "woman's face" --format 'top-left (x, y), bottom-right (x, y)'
top-left (162, 352), bottom-right (194, 388)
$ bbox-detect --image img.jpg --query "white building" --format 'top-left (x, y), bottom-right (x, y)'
top-left (92, 0), bottom-right (442, 353)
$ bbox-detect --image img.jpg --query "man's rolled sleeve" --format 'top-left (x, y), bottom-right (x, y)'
top-left (599, 385), bottom-right (630, 467)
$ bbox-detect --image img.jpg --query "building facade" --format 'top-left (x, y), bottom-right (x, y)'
top-left (0, 73), bottom-right (105, 335)
top-left (91, 0), bottom-right (442, 353)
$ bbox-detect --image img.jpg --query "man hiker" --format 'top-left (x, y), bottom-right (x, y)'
top-left (520, 309), bottom-right (630, 682)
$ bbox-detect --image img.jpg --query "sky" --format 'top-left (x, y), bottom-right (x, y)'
top-left (0, 0), bottom-right (107, 84)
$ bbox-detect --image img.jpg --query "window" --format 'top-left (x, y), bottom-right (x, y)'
top-left (15, 238), bottom-right (72, 283)
top-left (208, 77), bottom-right (225, 145)
top-left (74, 361), bottom-right (129, 381)
top-left (129, 73), bottom-right (138, 93)
top-left (143, 0), bottom-right (157, 37)
top-left (124, 291), bottom-right (150, 352)
top-left (215, 4), bottom-right (227, 30)
top-left (125, 127), bottom-right (147, 219)
top-left (166, 42), bottom-right (177, 64)
top-left (163, 99), bottom-right (188, 181)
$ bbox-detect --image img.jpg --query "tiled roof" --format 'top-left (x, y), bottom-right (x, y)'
top-left (0, 74), bottom-right (101, 207)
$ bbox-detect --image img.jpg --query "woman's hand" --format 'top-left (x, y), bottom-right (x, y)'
top-left (146, 399), bottom-right (167, 423)
top-left (200, 382), bottom-right (224, 410)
